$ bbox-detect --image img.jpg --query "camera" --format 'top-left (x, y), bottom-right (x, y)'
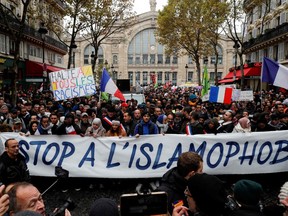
top-left (120, 182), bottom-right (168, 215)
top-left (50, 198), bottom-right (75, 216)
top-left (225, 195), bottom-right (239, 211)
top-left (55, 166), bottom-right (69, 179)
top-left (120, 192), bottom-right (167, 216)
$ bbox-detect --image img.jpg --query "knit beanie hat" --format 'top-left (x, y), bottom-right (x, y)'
top-left (89, 198), bottom-right (119, 216)
top-left (278, 181), bottom-right (288, 203)
top-left (111, 120), bottom-right (120, 126)
top-left (187, 173), bottom-right (227, 215)
top-left (234, 179), bottom-right (263, 206)
top-left (189, 94), bottom-right (197, 101)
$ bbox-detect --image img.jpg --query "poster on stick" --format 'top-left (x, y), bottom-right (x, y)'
top-left (49, 66), bottom-right (97, 101)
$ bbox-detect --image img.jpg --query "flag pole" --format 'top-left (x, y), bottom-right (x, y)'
top-left (260, 57), bottom-right (264, 109)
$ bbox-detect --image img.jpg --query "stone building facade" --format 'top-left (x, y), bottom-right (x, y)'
top-left (68, 1), bottom-right (237, 88)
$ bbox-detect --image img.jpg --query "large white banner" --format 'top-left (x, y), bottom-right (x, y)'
top-left (49, 65), bottom-right (96, 101)
top-left (0, 131), bottom-right (287, 178)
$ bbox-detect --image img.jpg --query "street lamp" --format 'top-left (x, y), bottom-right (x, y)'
top-left (90, 51), bottom-right (95, 65)
top-left (70, 41), bottom-right (77, 68)
top-left (111, 64), bottom-right (115, 81)
top-left (38, 22), bottom-right (48, 90)
top-left (185, 64), bottom-right (188, 82)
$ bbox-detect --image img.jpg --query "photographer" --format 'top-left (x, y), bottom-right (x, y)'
top-left (157, 152), bottom-right (203, 215)
top-left (7, 182), bottom-right (71, 216)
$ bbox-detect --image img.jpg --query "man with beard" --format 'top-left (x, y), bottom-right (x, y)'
top-left (123, 112), bottom-right (137, 137)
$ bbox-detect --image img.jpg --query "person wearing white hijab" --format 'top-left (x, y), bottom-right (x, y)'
top-left (85, 118), bottom-right (106, 138)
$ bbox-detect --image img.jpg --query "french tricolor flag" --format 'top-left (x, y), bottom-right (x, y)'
top-left (262, 57), bottom-right (288, 90)
top-left (209, 86), bottom-right (233, 104)
top-left (100, 68), bottom-right (125, 101)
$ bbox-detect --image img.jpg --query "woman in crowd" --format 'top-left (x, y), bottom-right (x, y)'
top-left (232, 117), bottom-right (251, 133)
top-left (106, 120), bottom-right (127, 137)
top-left (28, 121), bottom-right (39, 135)
top-left (85, 118), bottom-right (106, 138)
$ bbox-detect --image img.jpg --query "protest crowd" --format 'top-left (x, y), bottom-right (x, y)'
top-left (0, 83), bottom-right (288, 216)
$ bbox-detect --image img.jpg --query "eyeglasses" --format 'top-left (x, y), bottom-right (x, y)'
top-left (184, 188), bottom-right (193, 198)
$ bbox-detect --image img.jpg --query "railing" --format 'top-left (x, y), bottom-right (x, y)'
top-left (0, 14), bottom-right (67, 52)
top-left (243, 22), bottom-right (288, 50)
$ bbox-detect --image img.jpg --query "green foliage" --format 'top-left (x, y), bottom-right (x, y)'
top-left (156, 0), bottom-right (229, 85)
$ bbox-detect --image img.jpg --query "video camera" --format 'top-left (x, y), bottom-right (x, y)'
top-left (50, 198), bottom-right (75, 216)
top-left (120, 182), bottom-right (168, 216)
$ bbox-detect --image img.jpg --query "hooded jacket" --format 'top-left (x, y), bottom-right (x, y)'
top-left (156, 167), bottom-right (188, 215)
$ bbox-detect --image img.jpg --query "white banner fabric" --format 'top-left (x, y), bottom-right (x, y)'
top-left (0, 131), bottom-right (287, 178)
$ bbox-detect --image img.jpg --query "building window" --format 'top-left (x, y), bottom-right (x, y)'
top-left (273, 45), bottom-right (278, 61)
top-left (48, 52), bottom-right (55, 63)
top-left (172, 55), bottom-right (178, 64)
top-left (57, 55), bottom-right (62, 64)
top-left (128, 71), bottom-right (133, 85)
top-left (217, 72), bottom-right (222, 80)
top-left (113, 55), bottom-right (118, 64)
top-left (210, 45), bottom-right (223, 64)
top-left (157, 54), bottom-right (163, 64)
top-left (128, 54), bottom-right (133, 64)
top-left (135, 55), bottom-right (141, 64)
top-left (127, 28), bottom-right (165, 66)
top-left (188, 56), bottom-right (193, 64)
top-left (172, 72), bottom-right (177, 85)
top-left (143, 71), bottom-right (148, 85)
top-left (188, 71), bottom-right (193, 81)
top-left (83, 45), bottom-right (103, 65)
top-left (9, 40), bottom-right (16, 55)
top-left (165, 71), bottom-right (170, 82)
top-left (136, 71), bottom-right (140, 83)
top-left (284, 42), bottom-right (288, 59)
top-left (157, 71), bottom-right (162, 84)
top-left (150, 54), bottom-right (155, 64)
top-left (0, 34), bottom-right (6, 53)
top-left (210, 72), bottom-right (215, 81)
top-left (143, 54), bottom-right (148, 64)
top-left (165, 56), bottom-right (170, 64)
top-left (29, 45), bottom-right (41, 58)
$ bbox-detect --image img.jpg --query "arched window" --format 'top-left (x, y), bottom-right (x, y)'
top-left (127, 28), bottom-right (166, 65)
top-left (113, 55), bottom-right (118, 64)
top-left (83, 45), bottom-right (104, 65)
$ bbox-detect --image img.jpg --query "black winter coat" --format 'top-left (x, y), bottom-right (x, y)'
top-left (0, 152), bottom-right (30, 185)
top-left (156, 167), bottom-right (188, 215)
top-left (233, 206), bottom-right (266, 216)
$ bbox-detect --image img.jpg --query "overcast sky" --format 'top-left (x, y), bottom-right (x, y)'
top-left (133, 0), bottom-right (168, 14)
